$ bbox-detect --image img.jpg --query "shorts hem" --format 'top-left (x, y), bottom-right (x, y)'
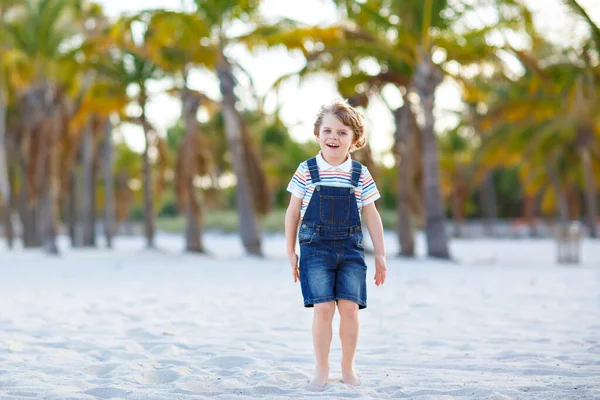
top-left (336, 294), bottom-right (367, 310)
top-left (303, 296), bottom-right (336, 308)
top-left (303, 295), bottom-right (367, 310)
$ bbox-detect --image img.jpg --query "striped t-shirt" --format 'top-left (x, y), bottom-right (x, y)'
top-left (287, 152), bottom-right (381, 219)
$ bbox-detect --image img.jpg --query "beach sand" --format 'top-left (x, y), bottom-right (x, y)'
top-left (0, 232), bottom-right (599, 399)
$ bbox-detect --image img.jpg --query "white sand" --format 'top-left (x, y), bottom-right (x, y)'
top-left (0, 232), bottom-right (599, 399)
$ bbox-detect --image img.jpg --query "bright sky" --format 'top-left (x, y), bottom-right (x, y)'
top-left (97, 0), bottom-right (600, 165)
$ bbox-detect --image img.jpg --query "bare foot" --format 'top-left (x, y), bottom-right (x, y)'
top-left (309, 367), bottom-right (329, 387)
top-left (341, 367), bottom-right (360, 386)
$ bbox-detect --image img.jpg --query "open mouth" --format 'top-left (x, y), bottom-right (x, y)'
top-left (326, 143), bottom-right (340, 149)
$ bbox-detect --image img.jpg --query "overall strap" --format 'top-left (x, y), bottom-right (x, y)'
top-left (350, 160), bottom-right (362, 187)
top-left (307, 157), bottom-right (320, 183)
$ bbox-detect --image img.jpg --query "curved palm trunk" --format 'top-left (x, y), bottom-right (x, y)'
top-left (139, 92), bottom-right (155, 249)
top-left (104, 119), bottom-right (115, 248)
top-left (216, 50), bottom-right (262, 256)
top-left (180, 86), bottom-right (205, 253)
top-left (414, 52), bottom-right (450, 259)
top-left (393, 103), bottom-right (415, 257)
top-left (579, 146), bottom-right (598, 238)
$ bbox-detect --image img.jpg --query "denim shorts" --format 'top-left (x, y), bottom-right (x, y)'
top-left (298, 227), bottom-right (368, 309)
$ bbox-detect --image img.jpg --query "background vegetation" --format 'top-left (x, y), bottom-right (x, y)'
top-left (0, 0), bottom-right (598, 258)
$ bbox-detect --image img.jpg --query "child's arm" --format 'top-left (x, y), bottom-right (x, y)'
top-left (362, 202), bottom-right (387, 286)
top-left (285, 195), bottom-right (303, 283)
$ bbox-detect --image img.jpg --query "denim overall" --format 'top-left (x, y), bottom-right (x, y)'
top-left (298, 157), bottom-right (368, 309)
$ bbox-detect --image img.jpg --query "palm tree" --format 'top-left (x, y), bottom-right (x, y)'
top-left (72, 15), bottom-right (129, 248)
top-left (2, 0), bottom-right (101, 253)
top-left (478, 45), bottom-right (599, 236)
top-left (108, 15), bottom-right (164, 249)
top-left (561, 0), bottom-right (599, 237)
top-left (188, 0), bottom-right (270, 256)
top-left (145, 10), bottom-right (217, 252)
top-left (0, 0), bottom-right (25, 248)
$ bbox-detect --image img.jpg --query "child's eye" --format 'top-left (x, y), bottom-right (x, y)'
top-left (339, 131), bottom-right (347, 135)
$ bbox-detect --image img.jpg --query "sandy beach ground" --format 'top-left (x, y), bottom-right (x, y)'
top-left (0, 232), bottom-right (599, 399)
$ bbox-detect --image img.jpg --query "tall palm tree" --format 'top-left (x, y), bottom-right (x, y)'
top-left (3, 0), bottom-right (100, 253)
top-left (0, 0), bottom-right (25, 248)
top-left (188, 0), bottom-right (270, 256)
top-left (108, 15), bottom-right (164, 249)
top-left (479, 46), bottom-right (599, 235)
top-left (145, 10), bottom-right (217, 252)
top-left (1, 3), bottom-right (24, 247)
top-left (561, 0), bottom-right (599, 237)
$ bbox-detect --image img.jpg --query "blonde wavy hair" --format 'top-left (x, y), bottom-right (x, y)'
top-left (313, 99), bottom-right (366, 152)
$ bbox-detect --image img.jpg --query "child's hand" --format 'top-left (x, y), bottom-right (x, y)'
top-left (374, 255), bottom-right (386, 286)
top-left (288, 252), bottom-right (299, 283)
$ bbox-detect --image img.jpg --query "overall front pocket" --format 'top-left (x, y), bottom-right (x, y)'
top-left (320, 195), bottom-right (350, 224)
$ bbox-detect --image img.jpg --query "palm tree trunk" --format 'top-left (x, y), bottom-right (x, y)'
top-left (181, 86), bottom-right (205, 253)
top-left (18, 156), bottom-right (41, 247)
top-left (0, 73), bottom-right (12, 249)
top-left (91, 146), bottom-right (98, 245)
top-left (216, 49), bottom-right (262, 256)
top-left (68, 169), bottom-right (77, 246)
top-left (579, 146), bottom-right (598, 237)
top-left (393, 104), bottom-right (415, 257)
top-left (104, 119), bottom-right (115, 248)
top-left (42, 128), bottom-right (61, 255)
top-left (414, 51), bottom-right (450, 259)
top-left (480, 171), bottom-right (497, 236)
top-left (81, 120), bottom-right (95, 246)
top-left (139, 93), bottom-right (155, 249)
top-left (41, 185), bottom-right (58, 254)
top-left (2, 166), bottom-right (15, 249)
top-left (185, 204), bottom-right (204, 252)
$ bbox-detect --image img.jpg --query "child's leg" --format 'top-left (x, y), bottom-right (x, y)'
top-left (310, 301), bottom-right (336, 387)
top-left (337, 299), bottom-right (360, 385)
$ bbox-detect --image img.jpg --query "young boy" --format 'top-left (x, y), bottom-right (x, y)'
top-left (284, 99), bottom-right (387, 387)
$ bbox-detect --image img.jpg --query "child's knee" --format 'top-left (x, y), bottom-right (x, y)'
top-left (314, 301), bottom-right (336, 319)
top-left (337, 300), bottom-right (359, 318)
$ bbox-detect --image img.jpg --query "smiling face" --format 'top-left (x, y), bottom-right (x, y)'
top-left (316, 113), bottom-right (355, 165)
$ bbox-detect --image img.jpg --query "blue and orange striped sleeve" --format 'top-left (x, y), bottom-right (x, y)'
top-left (286, 162), bottom-right (307, 199)
top-left (361, 166), bottom-right (380, 206)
